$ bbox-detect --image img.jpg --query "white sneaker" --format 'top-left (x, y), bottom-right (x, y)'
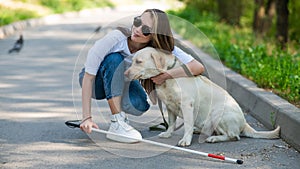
top-left (106, 112), bottom-right (142, 143)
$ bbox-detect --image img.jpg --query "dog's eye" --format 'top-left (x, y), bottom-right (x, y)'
top-left (136, 59), bottom-right (142, 64)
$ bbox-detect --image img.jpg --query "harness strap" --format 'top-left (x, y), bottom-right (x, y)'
top-left (167, 57), bottom-right (177, 70)
top-left (181, 64), bottom-right (194, 77)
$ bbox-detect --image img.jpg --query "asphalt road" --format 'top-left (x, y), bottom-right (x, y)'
top-left (0, 5), bottom-right (299, 169)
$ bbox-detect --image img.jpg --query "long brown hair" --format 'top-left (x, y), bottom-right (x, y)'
top-left (144, 9), bottom-right (174, 54)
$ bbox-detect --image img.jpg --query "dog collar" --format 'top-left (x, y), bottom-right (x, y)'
top-left (167, 57), bottom-right (177, 70)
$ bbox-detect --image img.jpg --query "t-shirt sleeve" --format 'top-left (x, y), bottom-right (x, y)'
top-left (172, 46), bottom-right (194, 64)
top-left (84, 30), bottom-right (126, 75)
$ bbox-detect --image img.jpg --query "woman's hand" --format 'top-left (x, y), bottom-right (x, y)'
top-left (151, 72), bottom-right (172, 85)
top-left (80, 118), bottom-right (99, 134)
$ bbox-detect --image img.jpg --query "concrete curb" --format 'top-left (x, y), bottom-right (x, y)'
top-left (2, 8), bottom-right (299, 152)
top-left (175, 36), bottom-right (300, 152)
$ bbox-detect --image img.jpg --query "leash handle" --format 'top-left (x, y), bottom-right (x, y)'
top-left (65, 120), bottom-right (81, 128)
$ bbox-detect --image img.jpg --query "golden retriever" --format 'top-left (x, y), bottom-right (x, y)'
top-left (125, 47), bottom-right (280, 147)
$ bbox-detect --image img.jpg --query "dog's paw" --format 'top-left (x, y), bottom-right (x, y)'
top-left (206, 135), bottom-right (238, 143)
top-left (205, 136), bottom-right (218, 143)
top-left (159, 132), bottom-right (172, 138)
top-left (177, 138), bottom-right (191, 147)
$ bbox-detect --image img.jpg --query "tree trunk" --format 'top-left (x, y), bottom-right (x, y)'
top-left (253, 0), bottom-right (275, 36)
top-left (276, 0), bottom-right (289, 49)
top-left (253, 0), bottom-right (265, 34)
top-left (263, 0), bottom-right (276, 34)
top-left (217, 0), bottom-right (243, 26)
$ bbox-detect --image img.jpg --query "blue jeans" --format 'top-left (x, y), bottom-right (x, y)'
top-left (79, 53), bottom-right (150, 116)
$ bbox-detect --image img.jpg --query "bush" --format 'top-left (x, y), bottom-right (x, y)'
top-left (222, 44), bottom-right (299, 102)
top-left (39, 0), bottom-right (113, 13)
top-left (0, 0), bottom-right (113, 26)
top-left (0, 5), bottom-right (39, 26)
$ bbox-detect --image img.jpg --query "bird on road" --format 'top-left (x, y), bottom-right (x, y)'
top-left (8, 34), bottom-right (24, 54)
top-left (94, 26), bottom-right (102, 33)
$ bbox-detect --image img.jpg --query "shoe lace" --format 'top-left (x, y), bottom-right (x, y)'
top-left (124, 116), bottom-right (129, 124)
top-left (111, 112), bottom-right (131, 130)
top-left (117, 118), bottom-right (133, 131)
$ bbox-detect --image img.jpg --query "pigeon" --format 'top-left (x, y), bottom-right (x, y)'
top-left (94, 26), bottom-right (102, 33)
top-left (8, 35), bottom-right (23, 54)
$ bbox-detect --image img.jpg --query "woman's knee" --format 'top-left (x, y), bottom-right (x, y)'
top-left (101, 53), bottom-right (124, 68)
top-left (99, 53), bottom-right (125, 80)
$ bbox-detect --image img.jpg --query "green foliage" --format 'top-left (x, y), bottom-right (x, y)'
top-left (0, 0), bottom-right (113, 26)
top-left (179, 0), bottom-right (218, 14)
top-left (39, 0), bottom-right (113, 13)
top-left (0, 6), bottom-right (39, 26)
top-left (169, 6), bottom-right (300, 105)
top-left (221, 44), bottom-right (299, 102)
top-left (289, 0), bottom-right (300, 41)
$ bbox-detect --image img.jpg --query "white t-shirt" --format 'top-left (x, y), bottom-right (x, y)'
top-left (84, 29), bottom-right (194, 76)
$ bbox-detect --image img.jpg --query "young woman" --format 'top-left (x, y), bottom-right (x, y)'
top-left (79, 9), bottom-right (205, 143)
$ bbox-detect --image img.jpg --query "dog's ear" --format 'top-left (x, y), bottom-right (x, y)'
top-left (151, 52), bottom-right (165, 70)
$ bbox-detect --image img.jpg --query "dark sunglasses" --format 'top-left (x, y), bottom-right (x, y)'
top-left (133, 16), bottom-right (152, 36)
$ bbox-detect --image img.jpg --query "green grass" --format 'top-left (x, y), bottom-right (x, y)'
top-left (38, 0), bottom-right (113, 13)
top-left (168, 7), bottom-right (300, 106)
top-left (0, 0), bottom-right (113, 26)
top-left (0, 6), bottom-right (40, 26)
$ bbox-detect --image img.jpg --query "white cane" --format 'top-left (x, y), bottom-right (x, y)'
top-left (65, 120), bottom-right (243, 165)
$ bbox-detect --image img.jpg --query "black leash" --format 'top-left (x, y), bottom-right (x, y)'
top-left (149, 98), bottom-right (169, 131)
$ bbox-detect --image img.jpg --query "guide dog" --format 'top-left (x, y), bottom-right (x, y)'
top-left (125, 47), bottom-right (280, 147)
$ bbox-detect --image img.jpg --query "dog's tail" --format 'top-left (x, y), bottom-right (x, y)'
top-left (241, 123), bottom-right (280, 139)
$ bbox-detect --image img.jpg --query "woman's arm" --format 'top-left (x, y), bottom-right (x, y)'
top-left (151, 59), bottom-right (205, 85)
top-left (82, 73), bottom-right (95, 118)
top-left (80, 72), bottom-right (99, 133)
